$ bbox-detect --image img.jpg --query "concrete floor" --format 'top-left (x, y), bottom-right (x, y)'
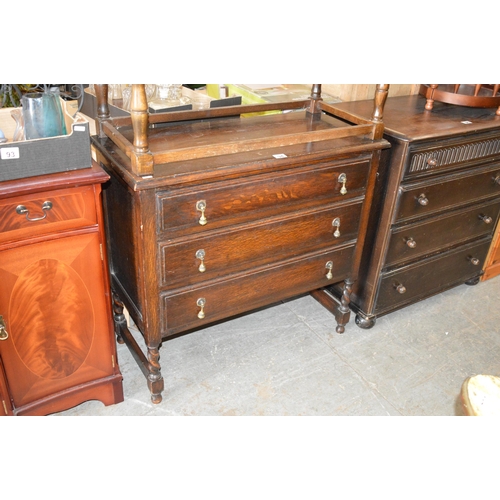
top-left (54, 277), bottom-right (500, 416)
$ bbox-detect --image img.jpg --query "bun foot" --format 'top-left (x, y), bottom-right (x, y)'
top-left (355, 314), bottom-right (376, 329)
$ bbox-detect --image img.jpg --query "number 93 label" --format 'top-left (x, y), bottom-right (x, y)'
top-left (1, 147), bottom-right (20, 160)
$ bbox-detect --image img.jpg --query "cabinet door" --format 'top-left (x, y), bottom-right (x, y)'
top-left (0, 231), bottom-right (116, 411)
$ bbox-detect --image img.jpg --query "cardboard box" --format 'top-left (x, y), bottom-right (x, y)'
top-left (0, 100), bottom-right (91, 182)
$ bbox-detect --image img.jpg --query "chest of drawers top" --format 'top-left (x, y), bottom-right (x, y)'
top-left (333, 95), bottom-right (500, 178)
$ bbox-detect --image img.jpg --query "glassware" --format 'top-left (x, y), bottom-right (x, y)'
top-left (149, 84), bottom-right (191, 108)
top-left (21, 92), bottom-right (65, 140)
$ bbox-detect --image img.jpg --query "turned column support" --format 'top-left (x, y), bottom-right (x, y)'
top-left (308, 84), bottom-right (323, 115)
top-left (95, 84), bottom-right (110, 138)
top-left (130, 84), bottom-right (154, 176)
top-left (371, 84), bottom-right (389, 139)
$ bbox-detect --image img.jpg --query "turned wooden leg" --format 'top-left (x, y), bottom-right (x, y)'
top-left (425, 84), bottom-right (439, 111)
top-left (336, 279), bottom-right (353, 334)
top-left (112, 291), bottom-right (126, 344)
top-left (147, 345), bottom-right (164, 404)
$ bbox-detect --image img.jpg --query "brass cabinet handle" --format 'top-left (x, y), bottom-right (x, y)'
top-left (417, 194), bottom-right (429, 206)
top-left (196, 200), bottom-right (207, 226)
top-left (468, 256), bottom-right (480, 266)
top-left (427, 158), bottom-right (437, 167)
top-left (325, 261), bottom-right (334, 280)
top-left (197, 298), bottom-right (206, 319)
top-left (494, 175), bottom-right (500, 185)
top-left (16, 200), bottom-right (53, 222)
top-left (332, 217), bottom-right (341, 238)
top-left (479, 214), bottom-right (493, 224)
top-left (338, 173), bottom-right (347, 195)
top-left (393, 282), bottom-right (406, 294)
top-left (405, 237), bottom-right (417, 248)
top-left (0, 316), bottom-right (8, 341)
top-left (196, 249), bottom-right (206, 272)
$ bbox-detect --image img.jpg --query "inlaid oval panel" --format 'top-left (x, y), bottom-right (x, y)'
top-left (9, 258), bottom-right (94, 379)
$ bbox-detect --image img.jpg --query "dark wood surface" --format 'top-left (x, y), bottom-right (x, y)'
top-left (0, 163), bottom-right (123, 416)
top-left (92, 88), bottom-right (390, 403)
top-left (327, 95), bottom-right (500, 328)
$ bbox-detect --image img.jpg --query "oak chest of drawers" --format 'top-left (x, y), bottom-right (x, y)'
top-left (327, 95), bottom-right (500, 328)
top-left (0, 163), bottom-right (123, 415)
top-left (91, 87), bottom-right (390, 403)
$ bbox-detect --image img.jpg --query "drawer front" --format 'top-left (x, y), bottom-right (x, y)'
top-left (405, 134), bottom-right (500, 179)
top-left (161, 244), bottom-right (355, 335)
top-left (160, 201), bottom-right (363, 290)
top-left (376, 239), bottom-right (491, 314)
top-left (0, 186), bottom-right (98, 244)
top-left (395, 164), bottom-right (500, 223)
top-left (386, 199), bottom-right (500, 267)
top-left (157, 158), bottom-right (370, 237)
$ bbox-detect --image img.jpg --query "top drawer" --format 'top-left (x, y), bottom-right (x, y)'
top-left (405, 134), bottom-right (500, 180)
top-left (395, 163), bottom-right (500, 223)
top-left (157, 157), bottom-right (371, 238)
top-left (0, 185), bottom-right (98, 245)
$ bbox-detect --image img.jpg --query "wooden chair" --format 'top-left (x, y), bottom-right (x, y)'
top-left (420, 84), bottom-right (500, 115)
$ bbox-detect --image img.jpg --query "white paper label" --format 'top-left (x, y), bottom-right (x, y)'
top-left (74, 125), bottom-right (86, 132)
top-left (273, 154), bottom-right (288, 159)
top-left (1, 147), bottom-right (20, 160)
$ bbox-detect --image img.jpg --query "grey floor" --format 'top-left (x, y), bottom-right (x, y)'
top-left (54, 277), bottom-right (500, 416)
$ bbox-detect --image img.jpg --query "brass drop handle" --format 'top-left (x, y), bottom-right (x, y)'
top-left (427, 158), bottom-right (437, 167)
top-left (16, 200), bottom-right (53, 221)
top-left (0, 316), bottom-right (8, 341)
top-left (468, 256), bottom-right (480, 266)
top-left (196, 200), bottom-right (207, 226)
top-left (332, 218), bottom-right (341, 238)
top-left (417, 194), bottom-right (429, 206)
top-left (405, 237), bottom-right (417, 248)
top-left (338, 173), bottom-right (347, 195)
top-left (196, 249), bottom-right (206, 272)
top-left (479, 214), bottom-right (493, 224)
top-left (197, 298), bottom-right (206, 319)
top-left (325, 261), bottom-right (334, 280)
top-left (393, 282), bottom-right (406, 294)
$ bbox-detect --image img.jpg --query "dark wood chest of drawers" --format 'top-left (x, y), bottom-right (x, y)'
top-left (327, 95), bottom-right (500, 328)
top-left (92, 105), bottom-right (389, 403)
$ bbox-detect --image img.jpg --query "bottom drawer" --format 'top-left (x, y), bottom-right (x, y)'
top-left (376, 239), bottom-right (491, 314)
top-left (161, 244), bottom-right (355, 335)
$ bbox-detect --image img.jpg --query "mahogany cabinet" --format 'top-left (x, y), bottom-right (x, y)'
top-left (0, 163), bottom-right (123, 416)
top-left (326, 95), bottom-right (500, 328)
top-left (91, 84), bottom-right (390, 403)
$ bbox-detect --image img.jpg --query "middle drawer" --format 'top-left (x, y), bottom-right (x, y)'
top-left (159, 200), bottom-right (363, 290)
top-left (385, 198), bottom-right (500, 268)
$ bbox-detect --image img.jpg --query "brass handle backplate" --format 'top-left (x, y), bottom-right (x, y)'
top-left (0, 316), bottom-right (8, 341)
top-left (197, 298), bottom-right (206, 319)
top-left (196, 249), bottom-right (206, 272)
top-left (332, 218), bottom-right (341, 238)
top-left (405, 237), bottom-right (417, 248)
top-left (417, 194), bottom-right (429, 206)
top-left (479, 214), bottom-right (493, 224)
top-left (16, 200), bottom-right (53, 222)
top-left (325, 261), bottom-right (334, 280)
top-left (468, 256), bottom-right (480, 266)
top-left (338, 173), bottom-right (347, 195)
top-left (196, 200), bottom-right (207, 226)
